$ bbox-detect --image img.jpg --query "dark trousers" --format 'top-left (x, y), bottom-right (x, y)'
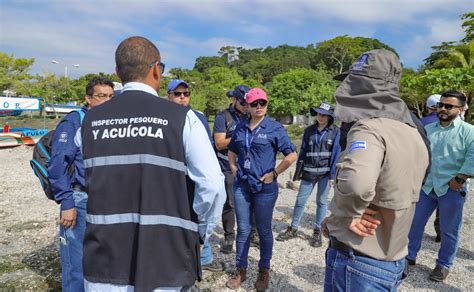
top-left (222, 171), bottom-right (236, 240)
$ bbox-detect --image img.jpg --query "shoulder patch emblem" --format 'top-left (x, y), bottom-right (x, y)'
top-left (58, 132), bottom-right (68, 143)
top-left (349, 140), bottom-right (367, 153)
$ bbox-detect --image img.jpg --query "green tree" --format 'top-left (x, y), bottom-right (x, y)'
top-left (232, 45), bottom-right (315, 83)
top-left (201, 66), bottom-right (245, 116)
top-left (424, 41), bottom-right (474, 70)
top-left (268, 68), bottom-right (337, 118)
top-left (447, 41), bottom-right (474, 69)
top-left (314, 36), bottom-right (395, 74)
top-left (461, 12), bottom-right (474, 43)
top-left (0, 53), bottom-right (35, 92)
top-left (193, 56), bottom-right (227, 73)
top-left (401, 68), bottom-right (474, 122)
top-left (423, 41), bottom-right (458, 69)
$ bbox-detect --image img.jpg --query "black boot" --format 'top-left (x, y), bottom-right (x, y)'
top-left (310, 228), bottom-right (322, 247)
top-left (276, 226), bottom-right (298, 241)
top-left (220, 239), bottom-right (234, 254)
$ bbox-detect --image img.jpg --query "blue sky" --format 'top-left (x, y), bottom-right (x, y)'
top-left (0, 0), bottom-right (471, 79)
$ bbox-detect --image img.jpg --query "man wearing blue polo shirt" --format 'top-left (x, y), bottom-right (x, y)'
top-left (407, 90), bottom-right (474, 282)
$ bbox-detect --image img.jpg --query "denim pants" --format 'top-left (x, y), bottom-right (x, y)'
top-left (234, 181), bottom-right (278, 269)
top-left (291, 176), bottom-right (330, 230)
top-left (407, 188), bottom-right (467, 269)
top-left (200, 238), bottom-right (213, 265)
top-left (324, 247), bottom-right (406, 291)
top-left (59, 191), bottom-right (87, 292)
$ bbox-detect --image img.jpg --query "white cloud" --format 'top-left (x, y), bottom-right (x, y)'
top-left (0, 0), bottom-right (471, 76)
top-left (428, 18), bottom-right (464, 44)
top-left (399, 17), bottom-right (464, 68)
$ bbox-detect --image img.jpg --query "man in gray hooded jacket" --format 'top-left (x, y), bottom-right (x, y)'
top-left (322, 49), bottom-right (430, 291)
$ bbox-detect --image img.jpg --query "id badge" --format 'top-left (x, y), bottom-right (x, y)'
top-left (244, 159), bottom-right (251, 169)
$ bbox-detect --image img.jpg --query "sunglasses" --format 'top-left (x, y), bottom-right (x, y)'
top-left (437, 102), bottom-right (462, 110)
top-left (238, 100), bottom-right (247, 106)
top-left (250, 100), bottom-right (267, 108)
top-left (149, 60), bottom-right (166, 74)
top-left (172, 91), bottom-right (190, 97)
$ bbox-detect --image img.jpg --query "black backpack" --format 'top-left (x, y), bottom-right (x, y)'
top-left (30, 109), bottom-right (86, 202)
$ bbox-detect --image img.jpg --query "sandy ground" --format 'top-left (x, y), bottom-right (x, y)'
top-left (0, 146), bottom-right (473, 291)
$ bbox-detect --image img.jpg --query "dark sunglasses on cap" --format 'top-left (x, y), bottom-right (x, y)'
top-left (172, 91), bottom-right (190, 97)
top-left (437, 102), bottom-right (462, 110)
top-left (250, 100), bottom-right (267, 108)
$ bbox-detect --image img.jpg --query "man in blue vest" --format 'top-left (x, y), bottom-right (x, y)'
top-left (277, 102), bottom-right (341, 247)
top-left (81, 36), bottom-right (225, 291)
top-left (167, 79), bottom-right (224, 273)
top-left (49, 76), bottom-right (114, 292)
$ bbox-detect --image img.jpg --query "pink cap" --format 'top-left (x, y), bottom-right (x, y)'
top-left (245, 88), bottom-right (268, 104)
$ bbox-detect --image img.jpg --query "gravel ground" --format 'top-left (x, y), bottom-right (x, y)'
top-left (0, 146), bottom-right (473, 291)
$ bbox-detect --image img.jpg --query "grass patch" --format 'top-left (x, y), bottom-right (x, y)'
top-left (6, 221), bottom-right (46, 232)
top-left (0, 257), bottom-right (27, 276)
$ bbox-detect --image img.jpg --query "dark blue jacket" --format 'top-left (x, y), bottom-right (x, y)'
top-left (48, 107), bottom-right (87, 211)
top-left (299, 123), bottom-right (341, 181)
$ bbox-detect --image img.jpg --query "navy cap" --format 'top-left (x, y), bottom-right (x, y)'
top-left (167, 79), bottom-right (189, 93)
top-left (228, 85), bottom-right (250, 101)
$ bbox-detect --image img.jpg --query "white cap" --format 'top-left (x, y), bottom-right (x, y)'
top-left (426, 94), bottom-right (441, 109)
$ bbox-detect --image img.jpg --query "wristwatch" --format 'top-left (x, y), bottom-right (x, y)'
top-left (454, 176), bottom-right (466, 184)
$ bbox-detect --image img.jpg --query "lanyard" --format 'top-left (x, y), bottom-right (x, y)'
top-left (317, 128), bottom-right (327, 144)
top-left (245, 126), bottom-right (261, 154)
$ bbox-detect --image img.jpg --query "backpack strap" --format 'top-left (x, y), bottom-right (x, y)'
top-left (223, 109), bottom-right (234, 129)
top-left (75, 108), bottom-right (86, 124)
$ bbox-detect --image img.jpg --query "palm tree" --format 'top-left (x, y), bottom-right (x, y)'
top-left (448, 41), bottom-right (474, 69)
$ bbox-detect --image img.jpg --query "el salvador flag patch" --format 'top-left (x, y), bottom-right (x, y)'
top-left (349, 141), bottom-right (367, 153)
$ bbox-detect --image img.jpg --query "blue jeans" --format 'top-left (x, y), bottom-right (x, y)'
top-left (291, 176), bottom-right (330, 230)
top-left (201, 238), bottom-right (213, 265)
top-left (324, 247), bottom-right (406, 291)
top-left (59, 191), bottom-right (87, 292)
top-left (234, 180), bottom-right (278, 269)
top-left (408, 188), bottom-right (467, 269)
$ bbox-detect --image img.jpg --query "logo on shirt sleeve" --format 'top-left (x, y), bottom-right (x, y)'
top-left (58, 132), bottom-right (68, 143)
top-left (349, 140), bottom-right (367, 153)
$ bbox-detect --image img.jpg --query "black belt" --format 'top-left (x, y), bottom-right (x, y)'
top-left (72, 184), bottom-right (86, 192)
top-left (329, 237), bottom-right (373, 259)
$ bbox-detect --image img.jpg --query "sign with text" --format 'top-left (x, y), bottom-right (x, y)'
top-left (0, 97), bottom-right (41, 110)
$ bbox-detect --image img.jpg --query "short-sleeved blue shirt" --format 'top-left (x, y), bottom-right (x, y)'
top-left (228, 116), bottom-right (296, 193)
